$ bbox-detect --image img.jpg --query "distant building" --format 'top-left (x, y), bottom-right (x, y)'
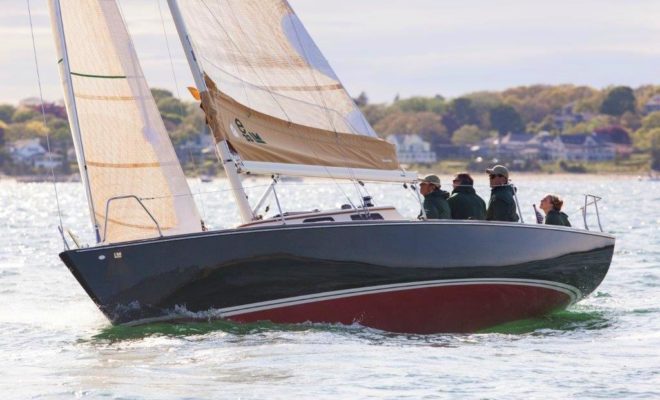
top-left (386, 133), bottom-right (437, 164)
top-left (643, 95), bottom-right (660, 114)
top-left (175, 133), bottom-right (215, 164)
top-left (9, 138), bottom-right (46, 162)
top-left (8, 138), bottom-right (64, 168)
top-left (477, 132), bottom-right (535, 159)
top-left (553, 102), bottom-right (593, 130)
top-left (546, 134), bottom-right (615, 162)
top-left (593, 126), bottom-right (633, 158)
top-left (33, 152), bottom-right (64, 169)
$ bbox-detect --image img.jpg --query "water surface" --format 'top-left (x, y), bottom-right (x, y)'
top-left (0, 175), bottom-right (658, 399)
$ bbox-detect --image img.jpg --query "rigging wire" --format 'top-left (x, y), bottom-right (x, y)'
top-left (26, 0), bottom-right (66, 249)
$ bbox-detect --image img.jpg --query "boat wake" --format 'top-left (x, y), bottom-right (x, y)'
top-left (479, 308), bottom-right (611, 335)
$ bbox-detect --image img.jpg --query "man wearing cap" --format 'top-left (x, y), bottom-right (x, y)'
top-left (447, 172), bottom-right (486, 220)
top-left (485, 165), bottom-right (519, 222)
top-left (418, 174), bottom-right (451, 219)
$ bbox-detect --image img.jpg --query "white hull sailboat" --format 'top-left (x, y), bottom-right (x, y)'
top-left (50, 0), bottom-right (614, 333)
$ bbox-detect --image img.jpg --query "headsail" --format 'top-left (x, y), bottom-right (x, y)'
top-left (49, 0), bottom-right (202, 243)
top-left (174, 0), bottom-right (402, 173)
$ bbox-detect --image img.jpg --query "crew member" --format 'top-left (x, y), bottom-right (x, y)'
top-left (418, 174), bottom-right (451, 219)
top-left (447, 172), bottom-right (486, 220)
top-left (485, 165), bottom-right (519, 222)
top-left (539, 194), bottom-right (571, 227)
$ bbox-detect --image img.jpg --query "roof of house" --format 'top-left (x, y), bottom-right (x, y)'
top-left (501, 132), bottom-right (534, 144)
top-left (559, 133), bottom-right (610, 146)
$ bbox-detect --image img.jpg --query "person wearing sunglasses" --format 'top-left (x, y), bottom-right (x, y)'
top-left (485, 165), bottom-right (519, 222)
top-left (447, 172), bottom-right (486, 220)
top-left (418, 174), bottom-right (451, 219)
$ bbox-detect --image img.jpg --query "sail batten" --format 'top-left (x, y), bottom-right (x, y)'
top-left (49, 0), bottom-right (202, 243)
top-left (176, 0), bottom-right (403, 172)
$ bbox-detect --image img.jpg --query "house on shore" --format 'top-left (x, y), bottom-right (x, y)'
top-left (643, 95), bottom-right (660, 114)
top-left (546, 134), bottom-right (616, 162)
top-left (475, 131), bottom-right (620, 162)
top-left (8, 138), bottom-right (64, 169)
top-left (386, 133), bottom-right (437, 164)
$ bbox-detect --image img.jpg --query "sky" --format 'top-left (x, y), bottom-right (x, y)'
top-left (2, 0), bottom-right (660, 105)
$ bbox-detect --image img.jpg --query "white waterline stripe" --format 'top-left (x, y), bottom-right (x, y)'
top-left (121, 278), bottom-right (579, 327)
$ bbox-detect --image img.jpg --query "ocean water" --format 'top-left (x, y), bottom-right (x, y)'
top-left (0, 174), bottom-right (658, 399)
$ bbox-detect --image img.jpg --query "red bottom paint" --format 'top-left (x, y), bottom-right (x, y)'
top-left (227, 284), bottom-right (572, 333)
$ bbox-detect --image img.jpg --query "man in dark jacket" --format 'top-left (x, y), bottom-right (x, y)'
top-left (447, 172), bottom-right (486, 220)
top-left (485, 165), bottom-right (519, 222)
top-left (418, 174), bottom-right (451, 219)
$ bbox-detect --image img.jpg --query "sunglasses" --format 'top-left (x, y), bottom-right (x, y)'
top-left (489, 174), bottom-right (505, 179)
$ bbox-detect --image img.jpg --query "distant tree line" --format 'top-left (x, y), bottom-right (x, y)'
top-left (1, 85), bottom-right (659, 174)
top-left (355, 84), bottom-right (660, 167)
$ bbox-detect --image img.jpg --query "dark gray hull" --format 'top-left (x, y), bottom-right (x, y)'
top-left (60, 221), bottom-right (614, 333)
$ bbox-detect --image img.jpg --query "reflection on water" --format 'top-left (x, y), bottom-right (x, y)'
top-left (93, 307), bottom-right (613, 344)
top-left (480, 309), bottom-right (612, 335)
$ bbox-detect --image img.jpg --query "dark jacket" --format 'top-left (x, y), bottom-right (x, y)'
top-left (545, 209), bottom-right (571, 227)
top-left (486, 185), bottom-right (519, 222)
top-left (421, 190), bottom-right (451, 219)
top-left (448, 186), bottom-right (486, 220)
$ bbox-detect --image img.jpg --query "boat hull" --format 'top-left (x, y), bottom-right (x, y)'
top-left (60, 221), bottom-right (614, 333)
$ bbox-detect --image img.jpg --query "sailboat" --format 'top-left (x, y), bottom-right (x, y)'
top-left (50, 0), bottom-right (614, 333)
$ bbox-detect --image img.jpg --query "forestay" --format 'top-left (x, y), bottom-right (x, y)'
top-left (176, 0), bottom-right (402, 172)
top-left (49, 0), bottom-right (202, 243)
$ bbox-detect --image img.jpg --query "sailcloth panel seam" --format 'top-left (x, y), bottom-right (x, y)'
top-left (86, 161), bottom-right (179, 169)
top-left (70, 71), bottom-right (127, 79)
top-left (74, 93), bottom-right (135, 101)
top-left (263, 83), bottom-right (343, 92)
top-left (94, 211), bottom-right (172, 231)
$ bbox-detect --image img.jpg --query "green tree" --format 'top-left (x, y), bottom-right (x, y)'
top-left (361, 104), bottom-right (388, 128)
top-left (633, 111), bottom-right (660, 150)
top-left (353, 91), bottom-right (368, 107)
top-left (563, 115), bottom-right (614, 135)
top-left (12, 107), bottom-right (39, 123)
top-left (157, 97), bottom-right (187, 118)
top-left (394, 96), bottom-right (445, 114)
top-left (0, 104), bottom-right (16, 123)
top-left (451, 124), bottom-right (491, 145)
top-left (600, 86), bottom-right (636, 116)
top-left (0, 121), bottom-right (6, 146)
top-left (449, 97), bottom-right (479, 127)
top-left (373, 111), bottom-right (447, 142)
top-left (489, 104), bottom-right (523, 136)
top-left (151, 88), bottom-right (174, 103)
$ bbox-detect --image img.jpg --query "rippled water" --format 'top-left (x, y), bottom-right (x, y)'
top-left (0, 174), bottom-right (658, 399)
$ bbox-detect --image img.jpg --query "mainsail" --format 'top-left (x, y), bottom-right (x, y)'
top-left (49, 0), bottom-right (202, 243)
top-left (174, 0), bottom-right (401, 172)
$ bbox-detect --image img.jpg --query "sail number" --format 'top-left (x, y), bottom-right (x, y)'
top-left (233, 118), bottom-right (266, 144)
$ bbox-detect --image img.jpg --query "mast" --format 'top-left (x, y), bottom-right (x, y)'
top-left (50, 0), bottom-right (101, 242)
top-left (167, 0), bottom-right (255, 224)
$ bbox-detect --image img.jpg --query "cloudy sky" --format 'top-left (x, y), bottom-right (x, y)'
top-left (2, 0), bottom-right (660, 105)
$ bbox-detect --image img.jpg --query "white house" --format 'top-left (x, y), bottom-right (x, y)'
top-left (546, 134), bottom-right (615, 162)
top-left (8, 138), bottom-right (64, 168)
top-left (643, 95), bottom-right (660, 114)
top-left (9, 138), bottom-right (46, 162)
top-left (386, 133), bottom-right (437, 164)
top-left (33, 152), bottom-right (64, 169)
